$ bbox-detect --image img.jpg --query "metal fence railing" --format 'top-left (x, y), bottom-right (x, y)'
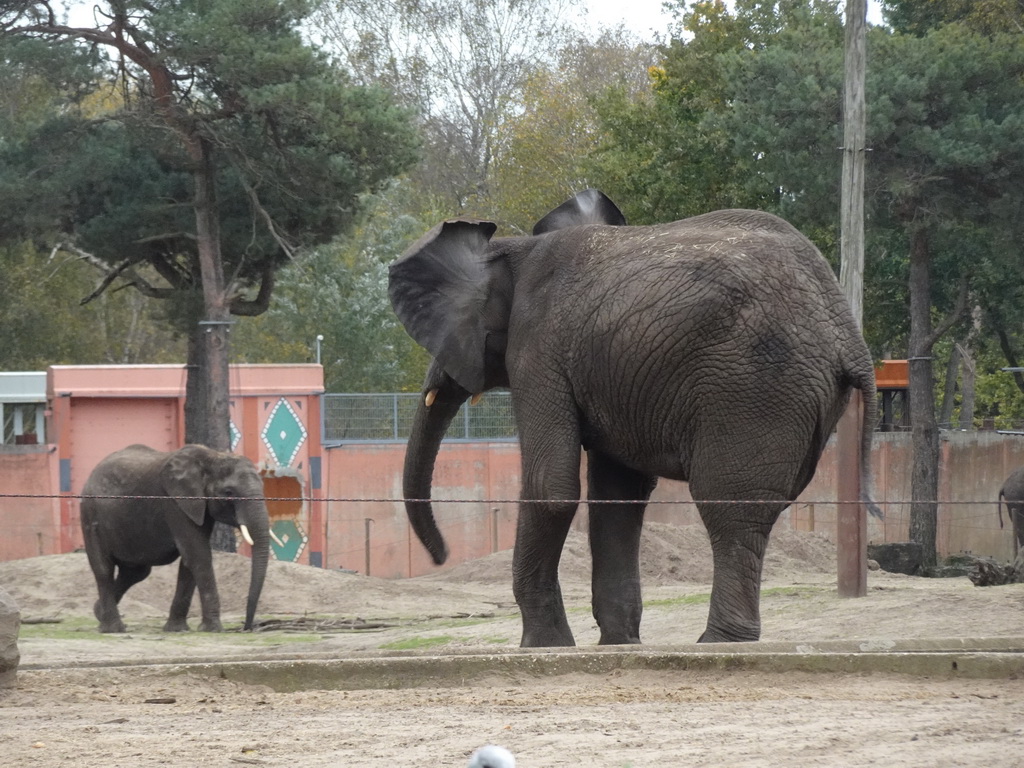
top-left (322, 392), bottom-right (516, 443)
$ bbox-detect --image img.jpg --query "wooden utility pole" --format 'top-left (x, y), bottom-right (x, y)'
top-left (837, 0), bottom-right (868, 598)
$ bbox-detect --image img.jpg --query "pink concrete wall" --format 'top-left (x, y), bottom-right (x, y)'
top-left (4, 409), bottom-right (1024, 569)
top-left (10, 364), bottom-right (325, 563)
top-left (320, 431), bottom-right (1024, 578)
top-left (0, 448), bottom-right (59, 559)
top-left (322, 442), bottom-right (521, 578)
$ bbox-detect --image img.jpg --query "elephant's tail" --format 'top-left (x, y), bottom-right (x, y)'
top-left (998, 489), bottom-right (1006, 529)
top-left (852, 366), bottom-right (884, 520)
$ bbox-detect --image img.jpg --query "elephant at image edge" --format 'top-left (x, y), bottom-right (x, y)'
top-left (389, 189), bottom-right (878, 647)
top-left (80, 443), bottom-right (271, 633)
top-left (998, 466), bottom-right (1024, 557)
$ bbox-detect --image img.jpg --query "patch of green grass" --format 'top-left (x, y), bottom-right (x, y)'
top-left (432, 616), bottom-right (502, 630)
top-left (484, 637), bottom-right (510, 644)
top-left (19, 616), bottom-right (106, 641)
top-left (644, 592), bottom-right (713, 608)
top-left (643, 585), bottom-right (824, 609)
top-left (18, 617), bottom-right (322, 645)
top-left (380, 635), bottom-right (454, 651)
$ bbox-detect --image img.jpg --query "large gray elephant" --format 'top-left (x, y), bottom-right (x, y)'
top-left (389, 190), bottom-right (877, 647)
top-left (80, 444), bottom-right (271, 633)
top-left (998, 467), bottom-right (1024, 557)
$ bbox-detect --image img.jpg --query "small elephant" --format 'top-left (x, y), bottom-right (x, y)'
top-left (999, 467), bottom-right (1024, 557)
top-left (389, 190), bottom-right (877, 647)
top-left (80, 444), bottom-right (271, 633)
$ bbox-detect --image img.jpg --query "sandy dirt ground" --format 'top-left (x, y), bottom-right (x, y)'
top-left (2, 523), bottom-right (1023, 767)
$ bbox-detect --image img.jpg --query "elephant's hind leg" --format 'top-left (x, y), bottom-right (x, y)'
top-left (695, 497), bottom-right (787, 643)
top-left (83, 533), bottom-right (126, 633)
top-left (587, 452), bottom-right (656, 645)
top-left (164, 561), bottom-right (196, 632)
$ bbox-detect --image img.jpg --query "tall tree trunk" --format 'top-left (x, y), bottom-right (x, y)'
top-left (188, 136), bottom-right (236, 553)
top-left (938, 343), bottom-right (961, 429)
top-left (958, 342), bottom-right (977, 430)
top-left (908, 227), bottom-right (939, 568)
top-left (958, 305), bottom-right (982, 430)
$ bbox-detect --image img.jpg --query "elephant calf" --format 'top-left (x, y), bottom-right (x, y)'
top-left (80, 444), bottom-right (271, 633)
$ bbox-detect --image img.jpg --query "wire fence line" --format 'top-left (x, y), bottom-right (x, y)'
top-left (322, 392), bottom-right (516, 443)
top-left (0, 492), bottom-right (1007, 506)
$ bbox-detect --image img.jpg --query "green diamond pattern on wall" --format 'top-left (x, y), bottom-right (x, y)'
top-left (270, 519), bottom-right (306, 562)
top-left (229, 421), bottom-right (241, 451)
top-left (261, 398), bottom-right (307, 466)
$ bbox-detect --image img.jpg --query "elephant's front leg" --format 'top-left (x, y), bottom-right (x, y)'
top-left (512, 411), bottom-right (582, 647)
top-left (587, 452), bottom-right (656, 644)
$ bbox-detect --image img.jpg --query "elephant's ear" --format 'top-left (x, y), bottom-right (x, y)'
top-left (388, 218), bottom-right (498, 394)
top-left (160, 445), bottom-right (209, 526)
top-left (532, 189), bottom-right (626, 235)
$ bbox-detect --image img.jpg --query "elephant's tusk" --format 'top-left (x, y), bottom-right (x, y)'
top-left (270, 529), bottom-right (284, 548)
top-left (425, 389), bottom-right (438, 407)
top-left (470, 392), bottom-right (483, 406)
top-left (240, 524), bottom-right (255, 546)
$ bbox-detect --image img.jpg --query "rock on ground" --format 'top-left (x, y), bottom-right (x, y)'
top-left (0, 586), bottom-right (20, 687)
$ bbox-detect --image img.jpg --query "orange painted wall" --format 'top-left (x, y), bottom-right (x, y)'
top-left (4, 390), bottom-right (1024, 570)
top-left (0, 448), bottom-right (59, 559)
top-left (322, 442), bottom-right (520, 578)
top-left (319, 431), bottom-right (1024, 578)
top-left (34, 364), bottom-right (324, 563)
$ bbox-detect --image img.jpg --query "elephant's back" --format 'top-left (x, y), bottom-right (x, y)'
top-left (545, 218), bottom-right (865, 484)
top-left (83, 445), bottom-right (163, 497)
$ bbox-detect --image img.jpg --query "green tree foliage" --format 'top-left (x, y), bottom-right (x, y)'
top-left (1, 0), bottom-right (418, 444)
top-left (0, 240), bottom-right (183, 369)
top-left (490, 30), bottom-right (656, 232)
top-left (882, 0), bottom-right (1024, 36)
top-left (232, 183), bottom-right (430, 392)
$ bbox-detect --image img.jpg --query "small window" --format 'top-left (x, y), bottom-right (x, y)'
top-left (1, 402), bottom-right (46, 445)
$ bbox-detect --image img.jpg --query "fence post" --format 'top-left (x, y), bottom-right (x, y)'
top-left (364, 518), bottom-right (374, 576)
top-left (391, 394), bottom-right (397, 440)
top-left (491, 507), bottom-right (499, 553)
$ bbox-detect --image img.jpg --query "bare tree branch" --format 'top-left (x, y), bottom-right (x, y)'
top-left (924, 273), bottom-right (971, 351)
top-left (55, 241), bottom-right (176, 304)
top-left (229, 264), bottom-right (276, 317)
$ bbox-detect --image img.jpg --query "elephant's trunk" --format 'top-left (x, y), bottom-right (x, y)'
top-left (237, 500), bottom-right (270, 631)
top-left (403, 381), bottom-right (470, 565)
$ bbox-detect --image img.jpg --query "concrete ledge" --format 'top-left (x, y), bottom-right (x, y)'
top-left (23, 637), bottom-right (1024, 689)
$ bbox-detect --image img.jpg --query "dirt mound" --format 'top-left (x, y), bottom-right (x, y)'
top-left (0, 552), bottom-right (498, 623)
top-left (0, 523), bottom-right (835, 623)
top-left (421, 522), bottom-right (836, 587)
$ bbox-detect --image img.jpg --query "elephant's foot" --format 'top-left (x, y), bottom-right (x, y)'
top-left (162, 618), bottom-right (191, 632)
top-left (95, 600), bottom-right (125, 632)
top-left (519, 605), bottom-right (575, 647)
top-left (697, 623), bottom-right (760, 643)
top-left (198, 618), bottom-right (223, 632)
top-left (520, 626), bottom-right (575, 647)
top-left (517, 597), bottom-right (575, 647)
top-left (598, 630), bottom-right (642, 645)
